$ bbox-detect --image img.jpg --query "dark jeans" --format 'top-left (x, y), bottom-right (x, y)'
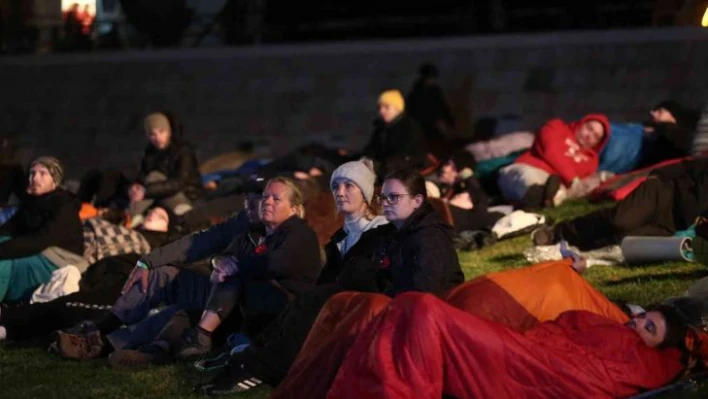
top-left (554, 178), bottom-right (676, 251)
top-left (107, 266), bottom-right (211, 349)
top-left (241, 284), bottom-right (346, 385)
top-left (205, 276), bottom-right (292, 338)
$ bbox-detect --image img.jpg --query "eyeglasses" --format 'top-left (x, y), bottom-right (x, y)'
top-left (376, 193), bottom-right (414, 205)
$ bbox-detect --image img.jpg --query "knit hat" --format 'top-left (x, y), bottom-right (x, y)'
top-left (330, 160), bottom-right (376, 204)
top-left (378, 90), bottom-right (405, 112)
top-left (143, 112), bottom-right (171, 133)
top-left (30, 156), bottom-right (64, 185)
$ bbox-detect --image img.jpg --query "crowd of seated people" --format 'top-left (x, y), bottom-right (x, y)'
top-left (1, 68), bottom-right (708, 399)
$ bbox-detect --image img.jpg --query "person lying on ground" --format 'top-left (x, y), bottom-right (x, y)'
top-left (436, 150), bottom-right (504, 233)
top-left (0, 157), bottom-right (84, 304)
top-left (0, 207), bottom-right (177, 344)
top-left (497, 114), bottom-right (611, 209)
top-left (532, 156), bottom-right (708, 251)
top-left (195, 168), bottom-right (463, 395)
top-left (638, 100), bottom-right (700, 169)
top-left (53, 177), bottom-right (321, 363)
top-left (327, 292), bottom-right (704, 399)
top-left (273, 254), bottom-right (703, 399)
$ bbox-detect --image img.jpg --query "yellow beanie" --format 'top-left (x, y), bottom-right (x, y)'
top-left (378, 90), bottom-right (405, 111)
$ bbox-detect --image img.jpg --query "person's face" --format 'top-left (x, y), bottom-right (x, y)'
top-left (27, 164), bottom-right (57, 196)
top-left (576, 120), bottom-right (605, 149)
top-left (626, 311), bottom-right (668, 348)
top-left (650, 108), bottom-right (677, 124)
top-left (331, 178), bottom-right (367, 217)
top-left (259, 182), bottom-right (297, 228)
top-left (147, 128), bottom-right (171, 150)
top-left (439, 162), bottom-right (458, 186)
top-left (244, 193), bottom-right (262, 225)
top-left (379, 179), bottom-right (424, 227)
top-left (143, 207), bottom-right (169, 232)
top-left (378, 102), bottom-right (401, 124)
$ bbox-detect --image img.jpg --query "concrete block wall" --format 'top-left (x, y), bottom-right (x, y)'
top-left (1, 27), bottom-right (707, 178)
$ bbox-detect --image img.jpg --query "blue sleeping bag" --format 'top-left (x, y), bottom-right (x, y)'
top-left (598, 123), bottom-right (645, 174)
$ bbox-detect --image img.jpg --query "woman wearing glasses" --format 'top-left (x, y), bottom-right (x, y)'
top-left (196, 167), bottom-right (463, 395)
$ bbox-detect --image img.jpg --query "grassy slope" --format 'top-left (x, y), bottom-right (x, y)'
top-left (1, 200), bottom-right (706, 398)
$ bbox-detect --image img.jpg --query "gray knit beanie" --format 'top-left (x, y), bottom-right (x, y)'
top-left (330, 160), bottom-right (376, 203)
top-left (30, 156), bottom-right (64, 185)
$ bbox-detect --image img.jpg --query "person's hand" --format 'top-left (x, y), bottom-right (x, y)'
top-left (122, 264), bottom-right (149, 294)
top-left (129, 184), bottom-right (146, 202)
top-left (210, 256), bottom-right (239, 283)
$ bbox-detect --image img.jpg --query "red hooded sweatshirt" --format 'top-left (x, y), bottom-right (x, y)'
top-left (515, 114), bottom-right (611, 186)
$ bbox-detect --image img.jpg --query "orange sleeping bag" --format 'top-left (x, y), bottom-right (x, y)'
top-left (272, 260), bottom-right (628, 399)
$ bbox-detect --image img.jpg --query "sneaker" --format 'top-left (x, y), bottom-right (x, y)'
top-left (194, 363), bottom-right (264, 396)
top-left (176, 328), bottom-right (212, 360)
top-left (108, 342), bottom-right (170, 370)
top-left (55, 322), bottom-right (104, 360)
top-left (531, 226), bottom-right (556, 246)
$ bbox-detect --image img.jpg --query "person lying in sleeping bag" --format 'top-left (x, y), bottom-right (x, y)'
top-left (269, 257), bottom-right (683, 399)
top-left (327, 293), bottom-right (704, 399)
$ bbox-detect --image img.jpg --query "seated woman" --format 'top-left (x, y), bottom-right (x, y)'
top-left (54, 177), bottom-right (321, 361)
top-left (532, 156), bottom-right (708, 250)
top-left (328, 293), bottom-right (702, 399)
top-left (497, 114), bottom-right (610, 208)
top-left (436, 151), bottom-right (504, 233)
top-left (198, 169), bottom-right (464, 395)
top-left (0, 207), bottom-right (176, 344)
top-left (128, 111), bottom-right (203, 217)
top-left (0, 157), bottom-right (84, 303)
top-left (106, 160), bottom-right (389, 370)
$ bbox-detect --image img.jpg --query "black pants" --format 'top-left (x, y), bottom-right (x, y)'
top-left (240, 284), bottom-right (346, 385)
top-left (554, 178), bottom-right (676, 251)
top-left (1, 286), bottom-right (120, 344)
top-left (449, 206), bottom-right (504, 233)
top-left (1, 255), bottom-right (135, 344)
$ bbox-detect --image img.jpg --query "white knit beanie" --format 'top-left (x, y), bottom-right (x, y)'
top-left (330, 160), bottom-right (376, 203)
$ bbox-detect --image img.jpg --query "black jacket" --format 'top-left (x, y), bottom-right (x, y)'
top-left (317, 223), bottom-right (395, 291)
top-left (141, 213), bottom-right (321, 297)
top-left (139, 139), bottom-right (203, 200)
top-left (0, 189), bottom-right (83, 260)
top-left (231, 216), bottom-right (321, 297)
top-left (406, 80), bottom-right (454, 142)
top-left (362, 113), bottom-right (427, 178)
top-left (374, 203), bottom-right (463, 297)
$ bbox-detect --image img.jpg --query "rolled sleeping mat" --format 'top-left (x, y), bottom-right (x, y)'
top-left (620, 236), bottom-right (694, 264)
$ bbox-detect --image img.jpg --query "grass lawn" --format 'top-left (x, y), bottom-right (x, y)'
top-left (1, 200), bottom-right (707, 398)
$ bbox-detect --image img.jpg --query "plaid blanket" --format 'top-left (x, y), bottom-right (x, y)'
top-left (83, 218), bottom-right (151, 264)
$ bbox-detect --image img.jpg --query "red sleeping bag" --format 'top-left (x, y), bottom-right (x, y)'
top-left (328, 293), bottom-right (685, 399)
top-left (591, 157), bottom-right (690, 202)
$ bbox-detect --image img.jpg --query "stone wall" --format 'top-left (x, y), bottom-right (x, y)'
top-left (1, 27), bottom-right (707, 178)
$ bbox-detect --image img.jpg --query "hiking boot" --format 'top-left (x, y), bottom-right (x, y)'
top-left (108, 342), bottom-right (170, 370)
top-left (176, 328), bottom-right (212, 360)
top-left (55, 322), bottom-right (104, 360)
top-left (531, 226), bottom-right (556, 246)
